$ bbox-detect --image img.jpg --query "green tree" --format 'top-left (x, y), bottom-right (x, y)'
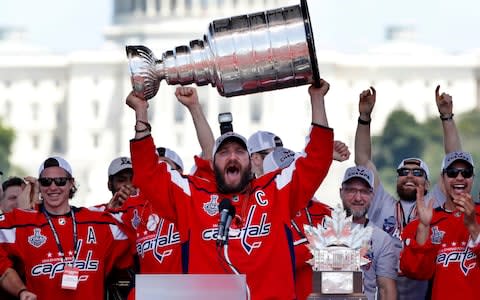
top-left (0, 119), bottom-right (15, 176)
top-left (373, 108), bottom-right (480, 200)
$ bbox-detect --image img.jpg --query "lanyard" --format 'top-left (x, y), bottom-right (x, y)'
top-left (43, 207), bottom-right (78, 265)
top-left (395, 201), bottom-right (417, 234)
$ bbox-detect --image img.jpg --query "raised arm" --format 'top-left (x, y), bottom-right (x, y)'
top-left (309, 79), bottom-right (330, 127)
top-left (175, 87), bottom-right (214, 160)
top-left (126, 91), bottom-right (151, 140)
top-left (435, 85), bottom-right (462, 153)
top-left (354, 87), bottom-right (379, 189)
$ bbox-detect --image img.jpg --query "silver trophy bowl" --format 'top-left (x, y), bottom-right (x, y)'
top-left (126, 0), bottom-right (320, 100)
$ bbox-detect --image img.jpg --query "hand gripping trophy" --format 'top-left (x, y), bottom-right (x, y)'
top-left (126, 0), bottom-right (320, 100)
top-left (304, 206), bottom-right (372, 300)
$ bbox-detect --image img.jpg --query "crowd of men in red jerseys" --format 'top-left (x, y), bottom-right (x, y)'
top-left (0, 83), bottom-right (478, 300)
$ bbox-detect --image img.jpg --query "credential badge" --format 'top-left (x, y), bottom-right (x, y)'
top-left (28, 228), bottom-right (47, 248)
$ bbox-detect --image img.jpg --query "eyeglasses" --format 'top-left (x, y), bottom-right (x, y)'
top-left (397, 168), bottom-right (425, 177)
top-left (443, 167), bottom-right (474, 179)
top-left (342, 187), bottom-right (372, 197)
top-left (38, 177), bottom-right (71, 187)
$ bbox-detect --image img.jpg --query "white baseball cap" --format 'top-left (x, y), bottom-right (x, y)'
top-left (157, 147), bottom-right (184, 171)
top-left (39, 156), bottom-right (73, 177)
top-left (247, 131), bottom-right (283, 154)
top-left (263, 147), bottom-right (297, 174)
top-left (397, 157), bottom-right (430, 180)
top-left (342, 166), bottom-right (374, 189)
top-left (108, 157), bottom-right (133, 176)
top-left (441, 151), bottom-right (474, 170)
top-left (212, 132), bottom-right (248, 158)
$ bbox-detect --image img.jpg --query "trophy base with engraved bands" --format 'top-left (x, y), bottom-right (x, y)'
top-left (304, 206), bottom-right (372, 300)
top-left (307, 271), bottom-right (367, 300)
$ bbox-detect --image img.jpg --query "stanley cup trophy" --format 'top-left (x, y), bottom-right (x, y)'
top-left (304, 206), bottom-right (372, 300)
top-left (126, 0), bottom-right (320, 100)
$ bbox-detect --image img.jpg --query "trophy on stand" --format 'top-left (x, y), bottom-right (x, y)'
top-left (304, 206), bottom-right (372, 300)
top-left (126, 0), bottom-right (320, 100)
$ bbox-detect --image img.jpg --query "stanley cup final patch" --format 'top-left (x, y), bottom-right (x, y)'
top-left (28, 228), bottom-right (47, 248)
top-left (203, 195), bottom-right (219, 216)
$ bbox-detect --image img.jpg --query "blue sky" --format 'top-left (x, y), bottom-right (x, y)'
top-left (1, 0), bottom-right (479, 54)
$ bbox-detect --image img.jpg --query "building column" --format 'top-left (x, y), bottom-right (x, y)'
top-left (160, 0), bottom-right (172, 17)
top-left (146, 0), bottom-right (157, 16)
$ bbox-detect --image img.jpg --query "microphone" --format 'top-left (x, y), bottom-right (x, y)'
top-left (217, 198), bottom-right (236, 247)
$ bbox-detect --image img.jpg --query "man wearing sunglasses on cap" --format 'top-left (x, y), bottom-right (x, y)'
top-left (400, 151), bottom-right (480, 300)
top-left (354, 85), bottom-right (463, 299)
top-left (0, 156), bottom-right (134, 299)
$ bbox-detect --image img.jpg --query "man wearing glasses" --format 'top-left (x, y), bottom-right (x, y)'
top-left (354, 85), bottom-right (462, 299)
top-left (400, 151), bottom-right (479, 300)
top-left (0, 157), bottom-right (133, 299)
top-left (340, 166), bottom-right (398, 300)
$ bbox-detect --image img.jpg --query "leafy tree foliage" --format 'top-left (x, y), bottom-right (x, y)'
top-left (373, 108), bottom-right (479, 200)
top-left (0, 119), bottom-right (14, 176)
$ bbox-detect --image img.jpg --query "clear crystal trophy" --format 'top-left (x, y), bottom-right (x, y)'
top-left (304, 206), bottom-right (372, 300)
top-left (126, 0), bottom-right (320, 100)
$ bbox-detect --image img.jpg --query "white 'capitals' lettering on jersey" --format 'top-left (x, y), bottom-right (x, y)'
top-left (436, 246), bottom-right (477, 276)
top-left (201, 205), bottom-right (271, 254)
top-left (136, 219), bottom-right (180, 263)
top-left (31, 241), bottom-right (99, 278)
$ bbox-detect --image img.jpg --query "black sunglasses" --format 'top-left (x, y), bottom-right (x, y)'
top-left (443, 167), bottom-right (474, 179)
top-left (397, 168), bottom-right (425, 177)
top-left (38, 177), bottom-right (71, 187)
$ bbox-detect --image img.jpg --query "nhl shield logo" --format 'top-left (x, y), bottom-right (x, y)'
top-left (28, 228), bottom-right (47, 248)
top-left (203, 195), bottom-right (219, 216)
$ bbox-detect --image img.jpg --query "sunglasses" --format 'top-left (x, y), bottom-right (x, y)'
top-left (396, 168), bottom-right (425, 177)
top-left (38, 177), bottom-right (71, 187)
top-left (443, 167), bottom-right (474, 179)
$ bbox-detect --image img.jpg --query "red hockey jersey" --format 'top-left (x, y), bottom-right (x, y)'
top-left (117, 194), bottom-right (184, 274)
top-left (130, 125), bottom-right (333, 300)
top-left (400, 206), bottom-right (480, 300)
top-left (0, 206), bottom-right (133, 300)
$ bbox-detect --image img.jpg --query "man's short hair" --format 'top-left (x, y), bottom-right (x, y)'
top-left (2, 177), bottom-right (24, 197)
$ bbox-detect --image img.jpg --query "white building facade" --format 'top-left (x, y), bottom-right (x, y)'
top-left (0, 0), bottom-right (479, 207)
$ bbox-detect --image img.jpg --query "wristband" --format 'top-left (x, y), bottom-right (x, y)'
top-left (135, 120), bottom-right (151, 133)
top-left (17, 288), bottom-right (28, 298)
top-left (358, 117), bottom-right (371, 125)
top-left (440, 113), bottom-right (454, 121)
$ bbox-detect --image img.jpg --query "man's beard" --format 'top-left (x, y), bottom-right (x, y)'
top-left (214, 162), bottom-right (252, 194)
top-left (397, 184), bottom-right (417, 202)
top-left (345, 206), bottom-right (368, 219)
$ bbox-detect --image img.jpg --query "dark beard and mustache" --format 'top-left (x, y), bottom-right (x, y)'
top-left (397, 183), bottom-right (428, 202)
top-left (214, 161), bottom-right (252, 194)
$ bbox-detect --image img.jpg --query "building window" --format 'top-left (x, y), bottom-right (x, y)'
top-left (32, 135), bottom-right (39, 149)
top-left (92, 101), bottom-right (100, 119)
top-left (201, 0), bottom-right (208, 10)
top-left (250, 96), bottom-right (262, 123)
top-left (53, 136), bottom-right (63, 153)
top-left (174, 101), bottom-right (185, 123)
top-left (4, 100), bottom-right (11, 119)
top-left (93, 133), bottom-right (99, 148)
top-left (32, 102), bottom-right (39, 121)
